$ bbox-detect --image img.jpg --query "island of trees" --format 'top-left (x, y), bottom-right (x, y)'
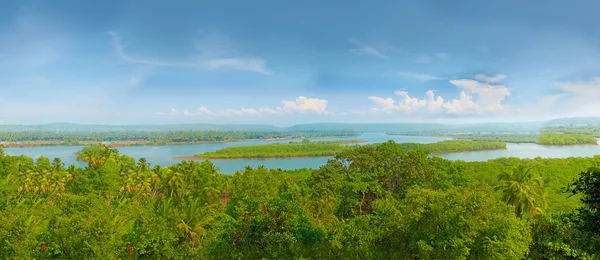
top-left (1, 140), bottom-right (599, 258)
top-left (420, 140), bottom-right (506, 153)
top-left (190, 139), bottom-right (507, 159)
top-left (454, 134), bottom-right (540, 143)
top-left (0, 130), bottom-right (359, 147)
top-left (191, 139), bottom-right (365, 159)
top-left (538, 133), bottom-right (598, 145)
top-left (389, 132), bottom-right (598, 146)
top-left (457, 133), bottom-right (598, 145)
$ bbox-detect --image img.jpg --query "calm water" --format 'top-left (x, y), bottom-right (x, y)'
top-left (5, 133), bottom-right (600, 174)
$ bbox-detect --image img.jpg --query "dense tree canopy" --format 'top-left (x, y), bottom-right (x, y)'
top-left (195, 140), bottom-right (365, 159)
top-left (0, 141), bottom-right (599, 258)
top-left (436, 133), bottom-right (597, 145)
top-left (456, 134), bottom-right (540, 143)
top-left (539, 133), bottom-right (598, 145)
top-left (195, 140), bottom-right (507, 159)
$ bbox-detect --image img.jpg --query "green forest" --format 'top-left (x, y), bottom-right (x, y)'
top-left (1, 141), bottom-right (599, 258)
top-left (417, 133), bottom-right (598, 146)
top-left (193, 140), bottom-right (507, 159)
top-left (0, 130), bottom-right (358, 147)
top-left (194, 140), bottom-right (363, 159)
top-left (456, 134), bottom-right (540, 143)
top-left (545, 125), bottom-right (600, 137)
top-left (422, 140), bottom-right (506, 153)
top-left (539, 133), bottom-right (598, 145)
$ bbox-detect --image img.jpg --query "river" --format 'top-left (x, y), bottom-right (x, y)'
top-left (4, 133), bottom-right (600, 174)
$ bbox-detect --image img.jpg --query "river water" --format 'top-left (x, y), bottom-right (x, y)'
top-left (4, 133), bottom-right (600, 174)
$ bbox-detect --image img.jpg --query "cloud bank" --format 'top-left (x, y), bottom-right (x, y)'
top-left (365, 74), bottom-right (511, 115)
top-left (161, 96), bottom-right (331, 116)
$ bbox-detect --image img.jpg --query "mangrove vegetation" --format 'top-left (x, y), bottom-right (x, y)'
top-left (192, 139), bottom-right (507, 159)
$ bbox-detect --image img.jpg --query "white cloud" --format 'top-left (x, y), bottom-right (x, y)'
top-left (560, 77), bottom-right (600, 97)
top-left (280, 96), bottom-right (329, 114)
top-left (240, 108), bottom-right (260, 116)
top-left (474, 74), bottom-right (507, 83)
top-left (107, 32), bottom-right (271, 74)
top-left (158, 108), bottom-right (179, 115)
top-left (198, 106), bottom-right (214, 115)
top-left (397, 71), bottom-right (443, 81)
top-left (426, 90), bottom-right (444, 111)
top-left (349, 39), bottom-right (389, 59)
top-left (396, 91), bottom-right (427, 112)
top-left (367, 91), bottom-right (434, 114)
top-left (442, 91), bottom-right (478, 114)
top-left (367, 96), bottom-right (396, 113)
top-left (161, 96), bottom-right (330, 117)
top-left (448, 79), bottom-right (511, 114)
top-left (364, 75), bottom-right (511, 115)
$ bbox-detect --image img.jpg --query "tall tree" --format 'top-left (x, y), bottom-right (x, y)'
top-left (495, 165), bottom-right (546, 218)
top-left (569, 166), bottom-right (600, 233)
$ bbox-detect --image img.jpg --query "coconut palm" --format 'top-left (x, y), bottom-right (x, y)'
top-left (51, 158), bottom-right (64, 172)
top-left (167, 171), bottom-right (185, 198)
top-left (137, 158), bottom-right (150, 172)
top-left (495, 165), bottom-right (546, 218)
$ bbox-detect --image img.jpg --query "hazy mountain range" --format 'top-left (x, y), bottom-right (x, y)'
top-left (0, 117), bottom-right (597, 133)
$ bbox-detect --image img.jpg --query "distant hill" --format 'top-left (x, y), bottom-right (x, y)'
top-left (287, 122), bottom-right (544, 133)
top-left (0, 123), bottom-right (283, 132)
top-left (287, 123), bottom-right (444, 132)
top-left (0, 118), bottom-right (591, 133)
top-left (547, 117), bottom-right (600, 126)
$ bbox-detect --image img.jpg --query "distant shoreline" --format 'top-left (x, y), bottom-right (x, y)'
top-left (0, 135), bottom-right (359, 149)
top-left (384, 133), bottom-right (598, 146)
top-left (172, 155), bottom-right (335, 161)
top-left (429, 147), bottom-right (508, 155)
top-left (539, 143), bottom-right (599, 146)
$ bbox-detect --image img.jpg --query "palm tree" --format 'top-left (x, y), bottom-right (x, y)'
top-left (52, 158), bottom-right (64, 172)
top-left (167, 170), bottom-right (185, 198)
top-left (495, 165), bottom-right (546, 218)
top-left (67, 165), bottom-right (77, 176)
top-left (137, 158), bottom-right (150, 172)
top-left (148, 166), bottom-right (162, 196)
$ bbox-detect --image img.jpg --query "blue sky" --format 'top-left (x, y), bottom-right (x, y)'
top-left (2, 0), bottom-right (600, 125)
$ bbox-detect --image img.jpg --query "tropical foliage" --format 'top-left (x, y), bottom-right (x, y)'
top-left (495, 165), bottom-right (546, 218)
top-left (0, 141), bottom-right (599, 258)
